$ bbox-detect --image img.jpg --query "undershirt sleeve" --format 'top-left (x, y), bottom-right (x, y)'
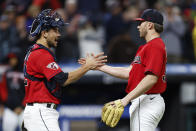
top-left (51, 72), bottom-right (68, 85)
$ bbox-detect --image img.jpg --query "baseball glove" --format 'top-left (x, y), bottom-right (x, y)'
top-left (101, 99), bottom-right (124, 127)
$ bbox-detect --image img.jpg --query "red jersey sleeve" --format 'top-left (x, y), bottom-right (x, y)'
top-left (36, 51), bottom-right (63, 80)
top-left (144, 45), bottom-right (164, 77)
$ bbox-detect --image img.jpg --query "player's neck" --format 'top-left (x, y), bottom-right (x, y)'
top-left (145, 30), bottom-right (160, 42)
top-left (36, 38), bottom-right (49, 48)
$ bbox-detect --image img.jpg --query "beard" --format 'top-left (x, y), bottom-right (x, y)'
top-left (47, 39), bottom-right (56, 48)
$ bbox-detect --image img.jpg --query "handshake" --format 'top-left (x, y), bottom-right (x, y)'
top-left (78, 52), bottom-right (107, 70)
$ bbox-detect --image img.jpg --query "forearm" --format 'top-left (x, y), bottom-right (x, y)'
top-left (122, 74), bottom-right (158, 106)
top-left (63, 65), bottom-right (90, 86)
top-left (98, 65), bottom-right (131, 80)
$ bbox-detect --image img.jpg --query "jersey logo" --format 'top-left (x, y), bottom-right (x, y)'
top-left (47, 62), bottom-right (59, 70)
top-left (133, 56), bottom-right (141, 64)
top-left (162, 75), bottom-right (166, 83)
top-left (24, 79), bottom-right (28, 86)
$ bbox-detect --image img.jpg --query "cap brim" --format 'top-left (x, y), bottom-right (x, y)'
top-left (133, 18), bottom-right (145, 21)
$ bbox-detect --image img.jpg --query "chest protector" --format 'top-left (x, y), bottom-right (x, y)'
top-left (24, 44), bottom-right (61, 99)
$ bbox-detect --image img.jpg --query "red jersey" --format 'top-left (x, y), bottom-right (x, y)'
top-left (126, 38), bottom-right (167, 94)
top-left (24, 44), bottom-right (63, 104)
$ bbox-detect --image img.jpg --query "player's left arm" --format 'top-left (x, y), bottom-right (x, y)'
top-left (101, 73), bottom-right (158, 127)
top-left (120, 73), bottom-right (158, 106)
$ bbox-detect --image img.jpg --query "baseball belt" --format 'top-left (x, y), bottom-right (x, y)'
top-left (27, 103), bottom-right (57, 109)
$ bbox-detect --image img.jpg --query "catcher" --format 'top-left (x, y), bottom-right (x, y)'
top-left (22, 9), bottom-right (107, 131)
top-left (79, 9), bottom-right (166, 131)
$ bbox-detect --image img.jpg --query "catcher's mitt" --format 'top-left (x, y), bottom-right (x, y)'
top-left (101, 99), bottom-right (124, 127)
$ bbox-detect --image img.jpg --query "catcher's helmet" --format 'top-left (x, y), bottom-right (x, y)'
top-left (30, 9), bottom-right (67, 37)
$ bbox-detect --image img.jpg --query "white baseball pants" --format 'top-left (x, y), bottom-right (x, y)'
top-left (23, 103), bottom-right (60, 131)
top-left (129, 94), bottom-right (165, 131)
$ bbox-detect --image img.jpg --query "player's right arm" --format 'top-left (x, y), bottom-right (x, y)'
top-left (63, 65), bottom-right (92, 86)
top-left (97, 65), bottom-right (132, 80)
top-left (39, 51), bottom-right (106, 87)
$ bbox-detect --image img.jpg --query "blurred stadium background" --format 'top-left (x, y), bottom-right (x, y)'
top-left (0, 0), bottom-right (196, 131)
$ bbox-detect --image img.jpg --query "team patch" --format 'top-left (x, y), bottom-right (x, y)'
top-left (133, 56), bottom-right (141, 64)
top-left (47, 62), bottom-right (59, 70)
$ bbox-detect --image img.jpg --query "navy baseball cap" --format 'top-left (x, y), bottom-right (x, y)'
top-left (134, 9), bottom-right (163, 25)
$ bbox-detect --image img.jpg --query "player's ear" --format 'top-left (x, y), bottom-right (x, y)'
top-left (147, 22), bottom-right (154, 30)
top-left (43, 30), bottom-right (48, 38)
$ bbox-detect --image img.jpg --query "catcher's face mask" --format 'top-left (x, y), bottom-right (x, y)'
top-left (30, 9), bottom-right (68, 37)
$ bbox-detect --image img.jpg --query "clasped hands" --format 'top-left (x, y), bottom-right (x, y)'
top-left (78, 52), bottom-right (107, 70)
